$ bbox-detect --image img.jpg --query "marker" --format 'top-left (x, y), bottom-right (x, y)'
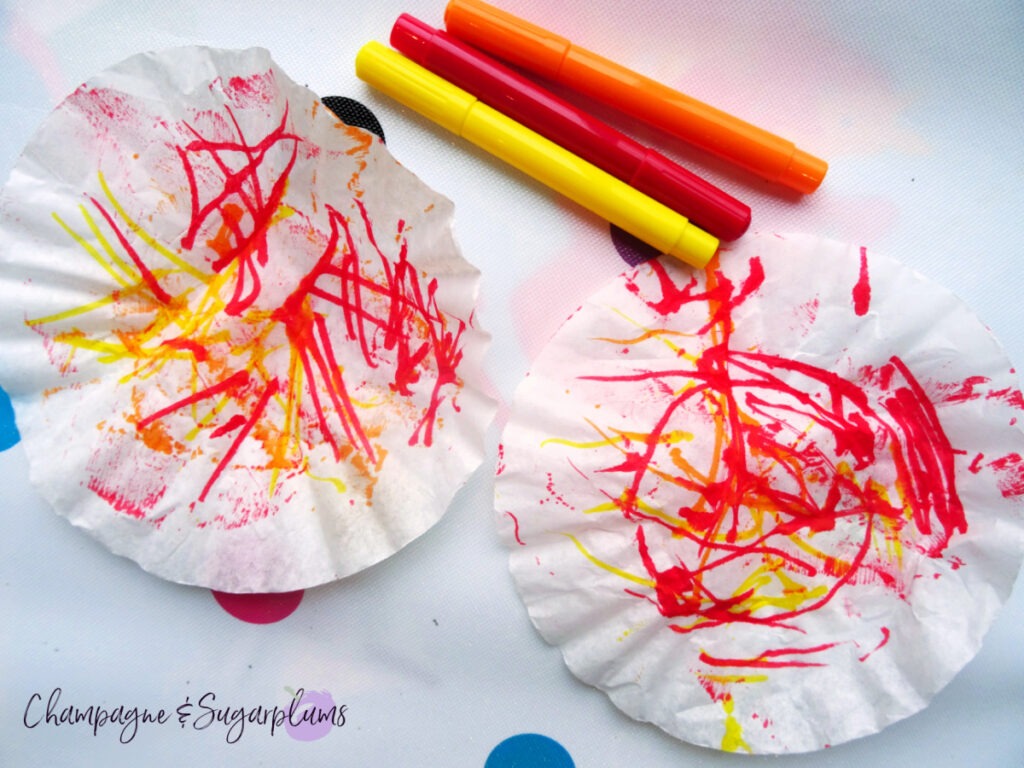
top-left (390, 14), bottom-right (750, 241)
top-left (444, 0), bottom-right (828, 194)
top-left (355, 41), bottom-right (719, 269)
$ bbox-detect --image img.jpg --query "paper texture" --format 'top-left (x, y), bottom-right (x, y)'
top-left (0, 46), bottom-right (493, 593)
top-left (496, 233), bottom-right (1024, 753)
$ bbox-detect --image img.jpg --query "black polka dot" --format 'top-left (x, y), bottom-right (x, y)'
top-left (321, 96), bottom-right (385, 143)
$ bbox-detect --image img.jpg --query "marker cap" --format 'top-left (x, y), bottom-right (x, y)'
top-left (357, 43), bottom-right (475, 134)
top-left (779, 149), bottom-right (828, 195)
top-left (672, 224), bottom-right (719, 270)
top-left (632, 149), bottom-right (750, 241)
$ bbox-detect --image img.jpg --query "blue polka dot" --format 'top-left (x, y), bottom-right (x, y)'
top-left (485, 734), bottom-right (575, 768)
top-left (0, 387), bottom-right (18, 451)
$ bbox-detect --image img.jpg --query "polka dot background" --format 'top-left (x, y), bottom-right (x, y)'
top-left (0, 2), bottom-right (1021, 766)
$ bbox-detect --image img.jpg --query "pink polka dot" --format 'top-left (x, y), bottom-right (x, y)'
top-left (211, 590), bottom-right (304, 624)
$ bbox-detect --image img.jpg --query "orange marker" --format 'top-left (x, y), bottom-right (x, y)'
top-left (444, 0), bottom-right (828, 194)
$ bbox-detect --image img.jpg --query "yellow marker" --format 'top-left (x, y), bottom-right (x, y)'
top-left (355, 41), bottom-right (718, 269)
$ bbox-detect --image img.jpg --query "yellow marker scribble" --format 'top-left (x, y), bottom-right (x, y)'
top-left (721, 696), bottom-right (752, 754)
top-left (561, 532), bottom-right (654, 589)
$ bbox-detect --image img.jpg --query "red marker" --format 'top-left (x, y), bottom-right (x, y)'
top-left (390, 14), bottom-right (750, 241)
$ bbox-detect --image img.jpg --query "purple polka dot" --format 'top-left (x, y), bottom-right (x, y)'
top-left (285, 689), bottom-right (338, 741)
top-left (610, 224), bottom-right (660, 266)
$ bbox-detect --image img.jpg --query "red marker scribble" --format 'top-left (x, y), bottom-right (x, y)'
top-left (564, 255), bottom-right (1021, 664)
top-left (699, 644), bottom-right (839, 669)
top-left (29, 81), bottom-right (468, 528)
top-left (857, 626), bottom-right (891, 662)
top-left (506, 511), bottom-right (526, 546)
top-left (852, 245), bottom-right (871, 316)
top-left (935, 375), bottom-right (990, 404)
top-left (530, 247), bottom-right (1024, 754)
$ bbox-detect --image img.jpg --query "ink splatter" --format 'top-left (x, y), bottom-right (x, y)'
top-left (497, 233), bottom-right (1024, 754)
top-left (0, 47), bottom-right (490, 592)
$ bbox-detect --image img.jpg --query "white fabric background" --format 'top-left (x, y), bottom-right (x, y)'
top-left (0, 0), bottom-right (1021, 765)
